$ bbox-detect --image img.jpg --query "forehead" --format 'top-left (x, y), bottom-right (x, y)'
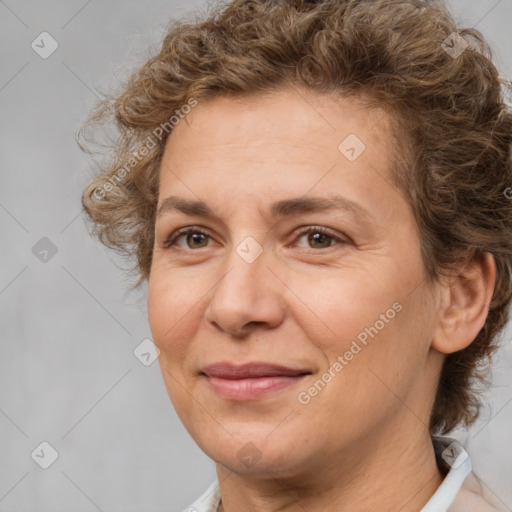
top-left (165, 88), bottom-right (394, 156)
top-left (157, 88), bottom-right (404, 218)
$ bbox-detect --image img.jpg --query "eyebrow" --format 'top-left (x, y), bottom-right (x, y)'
top-left (156, 195), bottom-right (372, 222)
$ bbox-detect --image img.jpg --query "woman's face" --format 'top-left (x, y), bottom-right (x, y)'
top-left (147, 88), bottom-right (443, 479)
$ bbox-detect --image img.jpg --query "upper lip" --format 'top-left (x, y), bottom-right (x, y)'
top-left (201, 362), bottom-right (311, 379)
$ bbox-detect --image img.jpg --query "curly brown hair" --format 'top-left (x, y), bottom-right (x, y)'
top-left (80, 0), bottom-right (512, 435)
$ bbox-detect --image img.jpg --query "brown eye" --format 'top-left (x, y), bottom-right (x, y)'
top-left (294, 226), bottom-right (346, 250)
top-left (164, 228), bottom-right (212, 250)
top-left (306, 231), bottom-right (334, 249)
top-left (183, 232), bottom-right (209, 249)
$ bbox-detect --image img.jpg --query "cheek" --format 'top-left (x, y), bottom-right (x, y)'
top-left (294, 271), bottom-right (403, 350)
top-left (147, 277), bottom-right (196, 363)
top-left (295, 267), bottom-right (429, 399)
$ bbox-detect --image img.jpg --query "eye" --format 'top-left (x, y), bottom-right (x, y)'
top-left (163, 227), bottom-right (213, 250)
top-left (293, 226), bottom-right (347, 250)
top-left (162, 225), bottom-right (348, 252)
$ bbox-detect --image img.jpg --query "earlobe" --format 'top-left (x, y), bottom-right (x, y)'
top-left (432, 252), bottom-right (496, 355)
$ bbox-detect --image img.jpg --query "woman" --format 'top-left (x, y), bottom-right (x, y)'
top-left (80, 0), bottom-right (512, 510)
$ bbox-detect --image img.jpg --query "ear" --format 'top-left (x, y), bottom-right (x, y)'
top-left (432, 252), bottom-right (496, 354)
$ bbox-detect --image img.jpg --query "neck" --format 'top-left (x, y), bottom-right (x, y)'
top-left (215, 420), bottom-right (444, 512)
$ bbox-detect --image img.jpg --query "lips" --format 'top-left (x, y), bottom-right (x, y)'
top-left (200, 362), bottom-right (311, 401)
top-left (201, 362), bottom-right (311, 379)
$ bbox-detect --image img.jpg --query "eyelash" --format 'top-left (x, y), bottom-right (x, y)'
top-left (162, 226), bottom-right (347, 252)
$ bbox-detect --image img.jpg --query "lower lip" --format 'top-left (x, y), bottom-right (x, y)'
top-left (203, 375), bottom-right (308, 401)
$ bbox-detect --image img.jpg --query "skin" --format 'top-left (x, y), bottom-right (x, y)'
top-left (147, 87), bottom-right (496, 512)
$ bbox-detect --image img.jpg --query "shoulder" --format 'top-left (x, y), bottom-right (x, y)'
top-left (424, 437), bottom-right (507, 512)
top-left (448, 472), bottom-right (508, 512)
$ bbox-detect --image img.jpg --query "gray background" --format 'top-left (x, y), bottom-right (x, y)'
top-left (0, 1), bottom-right (511, 511)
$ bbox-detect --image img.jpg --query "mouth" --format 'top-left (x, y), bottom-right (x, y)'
top-left (200, 362), bottom-right (312, 401)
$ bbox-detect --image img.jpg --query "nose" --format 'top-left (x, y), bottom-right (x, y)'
top-left (203, 243), bottom-right (285, 338)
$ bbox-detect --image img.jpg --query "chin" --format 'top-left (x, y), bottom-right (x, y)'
top-left (197, 425), bottom-right (308, 475)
